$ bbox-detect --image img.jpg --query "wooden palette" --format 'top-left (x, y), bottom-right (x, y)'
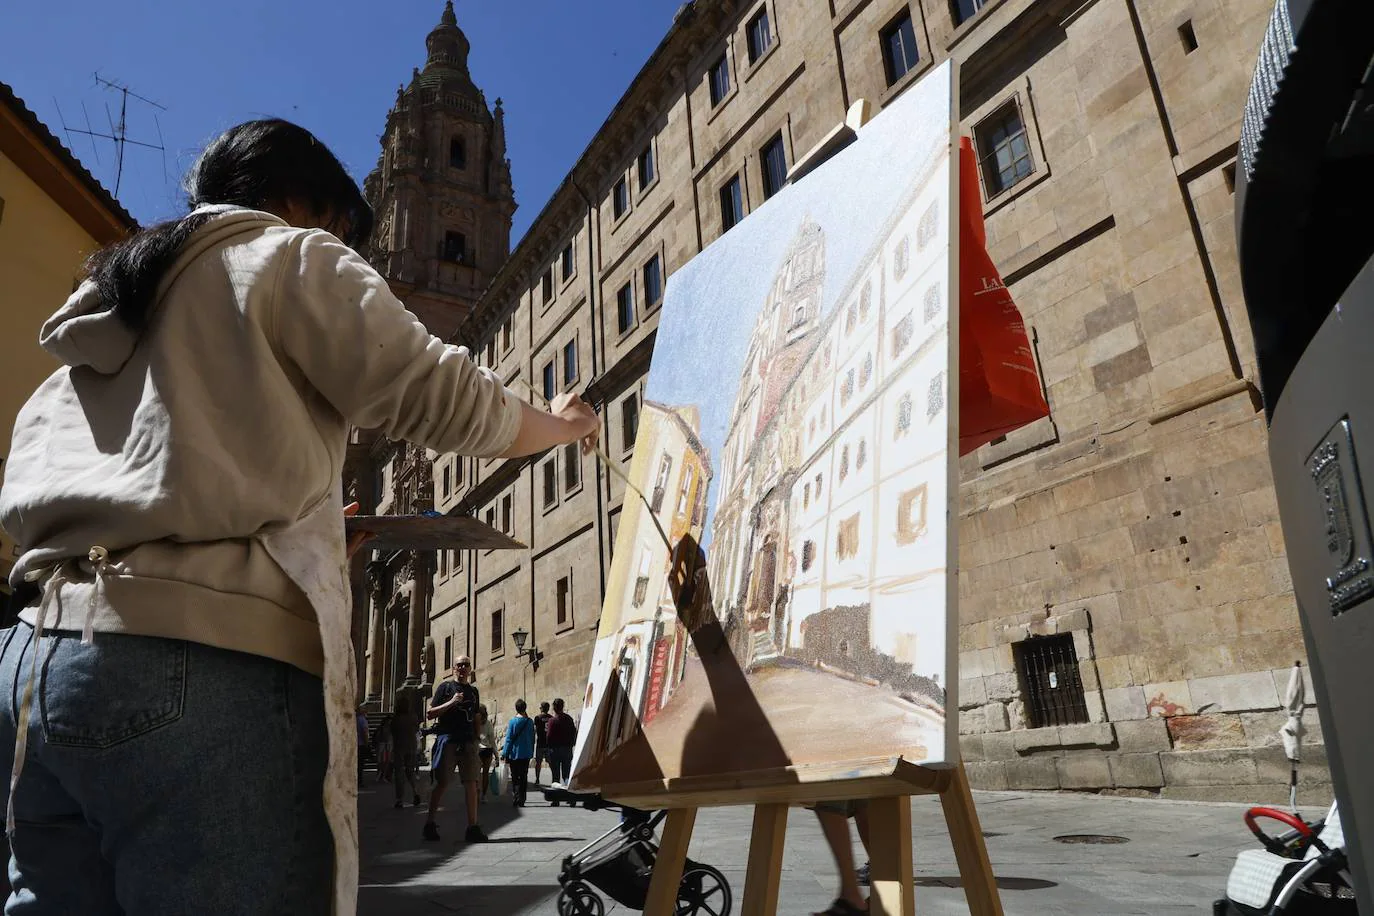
top-left (345, 515), bottom-right (526, 551)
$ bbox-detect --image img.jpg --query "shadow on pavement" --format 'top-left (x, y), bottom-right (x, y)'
top-left (357, 768), bottom-right (574, 915)
top-left (914, 875), bottom-right (1058, 890)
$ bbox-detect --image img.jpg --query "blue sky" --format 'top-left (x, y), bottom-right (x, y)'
top-left (2, 0), bottom-right (683, 239)
top-left (646, 64), bottom-right (954, 546)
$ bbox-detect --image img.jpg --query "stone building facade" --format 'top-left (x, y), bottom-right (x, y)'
top-left (361, 0), bottom-right (1325, 801)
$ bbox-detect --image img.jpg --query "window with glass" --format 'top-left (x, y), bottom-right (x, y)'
top-left (612, 177), bottom-right (629, 219)
top-left (490, 608), bottom-right (503, 655)
top-left (561, 242), bottom-right (575, 281)
top-left (638, 144), bottom-right (656, 190)
top-left (563, 340), bottom-right (578, 386)
top-left (564, 442), bottom-right (581, 492)
top-left (709, 53), bottom-right (731, 106)
top-left (542, 267), bottom-right (554, 304)
top-left (502, 317), bottom-right (513, 352)
top-left (543, 361), bottom-right (556, 401)
top-left (622, 394), bottom-right (640, 452)
top-left (761, 132), bottom-right (787, 200)
top-left (543, 458), bottom-right (558, 508)
top-left (643, 255), bottom-right (663, 309)
top-left (501, 493), bottom-right (513, 533)
top-left (617, 282), bottom-right (635, 334)
top-left (720, 175), bottom-right (743, 232)
top-left (746, 7), bottom-right (773, 63)
top-left (881, 11), bottom-right (920, 86)
top-left (975, 99), bottom-right (1034, 196)
top-left (951, 0), bottom-right (987, 25)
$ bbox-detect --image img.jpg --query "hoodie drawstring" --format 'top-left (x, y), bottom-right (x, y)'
top-left (8, 547), bottom-right (109, 833)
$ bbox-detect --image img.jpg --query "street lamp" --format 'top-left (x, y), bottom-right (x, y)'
top-left (511, 627), bottom-right (543, 672)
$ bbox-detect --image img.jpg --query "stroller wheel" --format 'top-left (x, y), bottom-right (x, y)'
top-left (677, 863), bottom-right (732, 916)
top-left (556, 881), bottom-right (603, 916)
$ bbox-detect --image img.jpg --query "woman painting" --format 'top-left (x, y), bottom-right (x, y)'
top-left (0, 118), bottom-right (599, 915)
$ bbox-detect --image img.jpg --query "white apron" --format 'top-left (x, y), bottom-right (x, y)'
top-left (259, 489), bottom-right (358, 916)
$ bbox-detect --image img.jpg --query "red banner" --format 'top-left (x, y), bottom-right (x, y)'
top-left (957, 136), bottom-right (1050, 454)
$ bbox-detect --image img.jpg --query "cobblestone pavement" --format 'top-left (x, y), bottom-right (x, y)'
top-left (357, 771), bottom-right (1295, 915)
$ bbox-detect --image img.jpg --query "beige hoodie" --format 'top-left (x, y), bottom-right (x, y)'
top-left (0, 206), bottom-right (522, 675)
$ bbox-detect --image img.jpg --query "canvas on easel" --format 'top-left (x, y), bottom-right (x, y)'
top-left (567, 61), bottom-right (1003, 916)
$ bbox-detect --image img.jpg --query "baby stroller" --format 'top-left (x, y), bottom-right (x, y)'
top-left (544, 786), bottom-right (733, 916)
top-left (1213, 801), bottom-right (1357, 914)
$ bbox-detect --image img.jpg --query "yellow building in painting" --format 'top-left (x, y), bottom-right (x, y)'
top-left (0, 83), bottom-right (134, 594)
top-left (581, 400), bottom-right (711, 762)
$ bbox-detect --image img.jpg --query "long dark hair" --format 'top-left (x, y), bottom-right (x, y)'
top-left (86, 118), bottom-right (373, 331)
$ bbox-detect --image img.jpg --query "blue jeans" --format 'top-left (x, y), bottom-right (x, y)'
top-left (0, 623), bottom-right (332, 915)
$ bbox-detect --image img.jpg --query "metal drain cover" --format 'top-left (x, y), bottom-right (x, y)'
top-left (1052, 834), bottom-right (1130, 845)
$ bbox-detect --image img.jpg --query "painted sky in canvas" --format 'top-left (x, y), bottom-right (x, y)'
top-left (646, 79), bottom-right (950, 547)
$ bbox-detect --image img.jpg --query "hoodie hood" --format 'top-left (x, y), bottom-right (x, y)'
top-left (40, 206), bottom-right (289, 375)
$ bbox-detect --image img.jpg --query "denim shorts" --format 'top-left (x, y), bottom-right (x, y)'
top-left (0, 623), bottom-right (332, 915)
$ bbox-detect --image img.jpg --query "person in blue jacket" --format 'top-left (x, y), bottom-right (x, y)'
top-left (500, 699), bottom-right (536, 807)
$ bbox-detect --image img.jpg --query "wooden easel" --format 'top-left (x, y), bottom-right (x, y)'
top-left (600, 756), bottom-right (1003, 916)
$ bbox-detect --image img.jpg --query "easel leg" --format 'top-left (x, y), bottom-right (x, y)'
top-left (644, 807), bottom-right (698, 916)
top-left (742, 803), bottom-right (789, 916)
top-left (940, 763), bottom-right (1004, 916)
top-left (866, 796), bottom-right (915, 916)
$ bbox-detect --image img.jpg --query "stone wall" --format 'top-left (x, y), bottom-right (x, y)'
top-left (406, 0), bottom-right (1327, 801)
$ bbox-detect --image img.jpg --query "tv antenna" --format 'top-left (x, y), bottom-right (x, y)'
top-left (55, 72), bottom-right (167, 198)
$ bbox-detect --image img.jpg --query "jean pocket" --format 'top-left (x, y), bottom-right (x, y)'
top-left (39, 633), bottom-right (187, 749)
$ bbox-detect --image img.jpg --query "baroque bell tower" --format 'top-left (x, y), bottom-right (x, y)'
top-left (363, 0), bottom-right (516, 341)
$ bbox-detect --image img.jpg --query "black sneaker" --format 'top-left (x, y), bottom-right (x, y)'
top-left (422, 821), bottom-right (440, 842)
top-left (412, 794), bottom-right (421, 807)
top-left (464, 824), bottom-right (489, 843)
top-left (393, 799), bottom-right (403, 809)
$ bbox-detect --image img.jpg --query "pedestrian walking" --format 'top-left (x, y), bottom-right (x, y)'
top-left (0, 116), bottom-right (599, 914)
top-left (476, 703), bottom-right (497, 804)
top-left (501, 699), bottom-right (536, 807)
top-left (390, 695), bottom-right (422, 809)
top-left (424, 657), bottom-right (487, 842)
top-left (545, 698), bottom-right (578, 793)
top-left (532, 701), bottom-right (552, 784)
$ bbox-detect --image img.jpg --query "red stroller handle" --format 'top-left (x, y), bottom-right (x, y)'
top-left (1244, 806), bottom-right (1315, 858)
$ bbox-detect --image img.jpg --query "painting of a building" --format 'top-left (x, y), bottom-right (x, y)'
top-left (571, 63), bottom-right (958, 788)
top-left (580, 400), bottom-right (711, 767)
top-left (709, 165), bottom-right (952, 715)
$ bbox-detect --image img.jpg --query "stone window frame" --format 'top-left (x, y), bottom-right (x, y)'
top-left (981, 608), bottom-right (1108, 736)
top-left (560, 237), bottom-right (578, 290)
top-left (615, 278), bottom-right (638, 341)
top-left (489, 603), bottom-right (506, 659)
top-left (966, 77), bottom-right (1051, 216)
top-left (759, 129), bottom-right (790, 201)
top-left (637, 137), bottom-right (660, 200)
top-left (610, 171), bottom-right (633, 232)
top-left (555, 570), bottom-right (575, 633)
top-left (876, 3), bottom-right (934, 108)
top-left (642, 248), bottom-right (666, 317)
top-left (704, 38), bottom-right (741, 123)
top-left (718, 170), bottom-right (747, 235)
top-left (562, 441), bottom-right (584, 499)
top-left (541, 453), bottom-right (560, 515)
top-left (742, 0), bottom-right (781, 82)
top-left (620, 390), bottom-right (641, 457)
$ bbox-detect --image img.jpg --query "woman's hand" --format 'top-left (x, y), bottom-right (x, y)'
top-left (344, 502), bottom-right (375, 559)
top-left (550, 393), bottom-right (601, 455)
top-left (500, 394), bottom-right (602, 458)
